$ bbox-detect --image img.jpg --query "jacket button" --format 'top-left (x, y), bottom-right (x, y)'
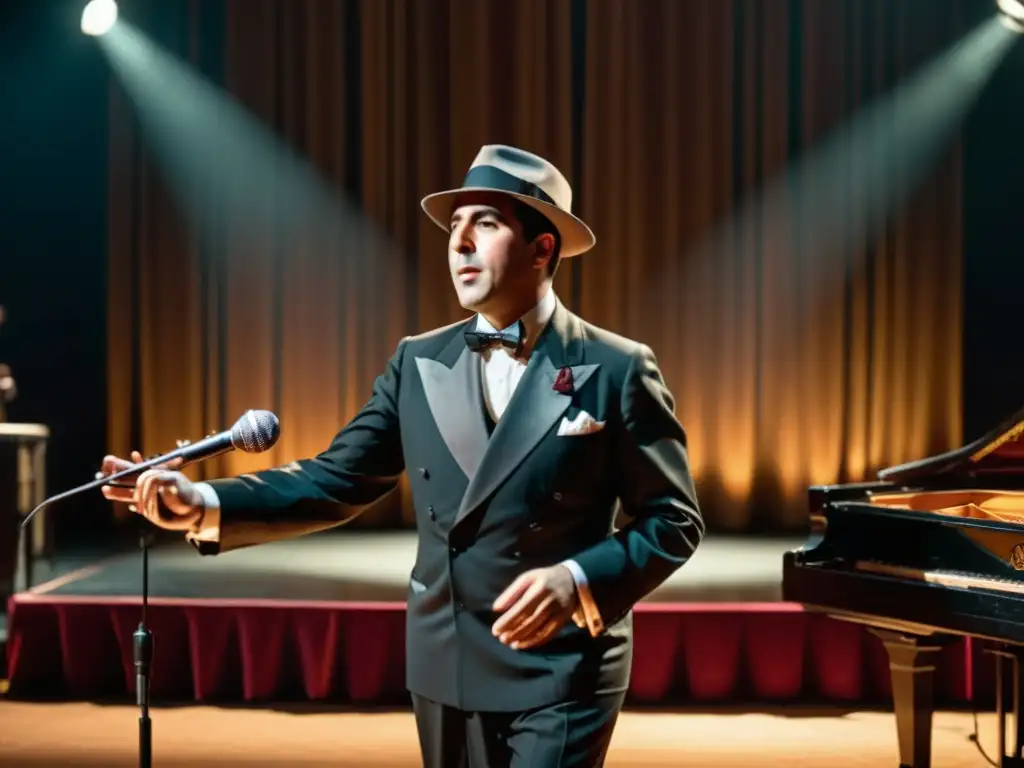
top-left (513, 550), bottom-right (521, 558)
top-left (428, 505), bottom-right (436, 521)
top-left (419, 468), bottom-right (429, 479)
top-left (553, 491), bottom-right (563, 501)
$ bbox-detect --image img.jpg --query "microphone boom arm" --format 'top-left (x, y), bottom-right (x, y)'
top-left (18, 409), bottom-right (279, 530)
top-left (19, 435), bottom-right (233, 530)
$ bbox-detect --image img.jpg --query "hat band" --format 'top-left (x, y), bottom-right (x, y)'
top-left (462, 165), bottom-right (558, 208)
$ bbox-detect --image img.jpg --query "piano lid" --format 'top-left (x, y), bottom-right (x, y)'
top-left (877, 405), bottom-right (1024, 485)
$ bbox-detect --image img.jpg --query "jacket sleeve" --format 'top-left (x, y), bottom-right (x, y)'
top-left (189, 338), bottom-right (408, 555)
top-left (569, 344), bottom-right (704, 629)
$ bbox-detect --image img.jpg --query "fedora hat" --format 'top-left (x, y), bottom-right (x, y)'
top-left (420, 145), bottom-right (596, 258)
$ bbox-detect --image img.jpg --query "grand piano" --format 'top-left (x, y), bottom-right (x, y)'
top-left (783, 406), bottom-right (1024, 768)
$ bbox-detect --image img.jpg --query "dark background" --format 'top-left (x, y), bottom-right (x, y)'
top-left (1, 0), bottom-right (1023, 548)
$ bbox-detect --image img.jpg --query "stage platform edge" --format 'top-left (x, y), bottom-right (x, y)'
top-left (3, 593), bottom-right (997, 708)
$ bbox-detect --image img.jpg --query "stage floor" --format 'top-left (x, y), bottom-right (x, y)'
top-left (23, 530), bottom-right (801, 603)
top-left (0, 700), bottom-right (999, 767)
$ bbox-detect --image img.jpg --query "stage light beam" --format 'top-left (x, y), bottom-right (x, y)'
top-left (81, 0), bottom-right (118, 37)
top-left (997, 0), bottom-right (1024, 33)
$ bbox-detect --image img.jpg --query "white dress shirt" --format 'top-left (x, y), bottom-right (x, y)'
top-left (190, 287), bottom-right (604, 636)
top-left (474, 288), bottom-right (555, 422)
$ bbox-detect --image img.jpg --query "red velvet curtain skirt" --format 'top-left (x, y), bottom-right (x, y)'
top-left (5, 597), bottom-right (989, 705)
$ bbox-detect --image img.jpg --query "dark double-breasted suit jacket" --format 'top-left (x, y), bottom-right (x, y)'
top-left (194, 298), bottom-right (704, 713)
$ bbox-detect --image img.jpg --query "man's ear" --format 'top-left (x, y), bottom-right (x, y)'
top-left (531, 233), bottom-right (557, 270)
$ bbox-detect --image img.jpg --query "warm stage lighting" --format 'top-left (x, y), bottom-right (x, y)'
top-left (81, 0), bottom-right (118, 36)
top-left (997, 0), bottom-right (1024, 33)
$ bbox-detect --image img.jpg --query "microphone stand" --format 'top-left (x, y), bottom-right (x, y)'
top-left (134, 517), bottom-right (155, 768)
top-left (13, 409), bottom-right (281, 768)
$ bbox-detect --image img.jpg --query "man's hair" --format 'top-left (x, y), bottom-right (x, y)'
top-left (514, 202), bottom-right (562, 277)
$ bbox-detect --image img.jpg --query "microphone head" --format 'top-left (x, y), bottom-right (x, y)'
top-left (230, 409), bottom-right (281, 453)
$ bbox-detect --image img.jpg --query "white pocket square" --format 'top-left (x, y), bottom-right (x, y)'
top-left (557, 410), bottom-right (606, 437)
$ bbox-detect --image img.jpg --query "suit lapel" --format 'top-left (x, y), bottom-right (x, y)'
top-left (454, 301), bottom-right (596, 526)
top-left (414, 325), bottom-right (490, 481)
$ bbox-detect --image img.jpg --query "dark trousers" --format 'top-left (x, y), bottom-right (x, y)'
top-left (411, 692), bottom-right (626, 768)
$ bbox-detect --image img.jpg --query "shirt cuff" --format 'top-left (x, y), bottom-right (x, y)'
top-left (561, 558), bottom-right (605, 637)
top-left (185, 481), bottom-right (222, 544)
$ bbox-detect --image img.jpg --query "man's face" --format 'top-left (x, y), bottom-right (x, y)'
top-left (447, 192), bottom-right (540, 315)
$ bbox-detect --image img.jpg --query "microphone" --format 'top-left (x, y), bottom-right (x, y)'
top-left (19, 409), bottom-right (281, 529)
top-left (110, 409), bottom-right (280, 480)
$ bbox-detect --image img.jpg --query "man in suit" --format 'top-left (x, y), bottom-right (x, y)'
top-left (100, 145), bottom-right (704, 767)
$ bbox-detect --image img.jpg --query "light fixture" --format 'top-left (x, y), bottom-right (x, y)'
top-left (997, 0), bottom-right (1024, 33)
top-left (81, 0), bottom-right (118, 37)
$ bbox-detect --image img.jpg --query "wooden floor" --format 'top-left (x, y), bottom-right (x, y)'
top-left (0, 701), bottom-right (1005, 767)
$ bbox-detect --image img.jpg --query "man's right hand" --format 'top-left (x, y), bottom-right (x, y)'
top-left (98, 451), bottom-right (205, 531)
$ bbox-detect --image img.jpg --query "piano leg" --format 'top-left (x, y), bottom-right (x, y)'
top-left (988, 646), bottom-right (1024, 767)
top-left (870, 629), bottom-right (946, 768)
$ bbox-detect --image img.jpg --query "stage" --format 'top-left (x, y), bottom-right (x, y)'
top-left (2, 530), bottom-right (996, 707)
top-left (0, 700), bottom-right (1001, 767)
top-left (17, 530), bottom-right (796, 602)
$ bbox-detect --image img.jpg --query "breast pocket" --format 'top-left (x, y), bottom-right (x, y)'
top-left (545, 422), bottom-right (614, 506)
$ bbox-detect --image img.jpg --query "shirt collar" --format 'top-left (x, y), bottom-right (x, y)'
top-left (475, 288), bottom-right (557, 355)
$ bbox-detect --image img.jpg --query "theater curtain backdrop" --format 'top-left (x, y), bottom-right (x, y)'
top-left (107, 0), bottom-right (966, 531)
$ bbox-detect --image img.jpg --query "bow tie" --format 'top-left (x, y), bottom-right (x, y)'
top-left (465, 321), bottom-right (525, 356)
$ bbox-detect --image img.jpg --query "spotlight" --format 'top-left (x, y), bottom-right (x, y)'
top-left (997, 0), bottom-right (1024, 33)
top-left (81, 0), bottom-right (118, 36)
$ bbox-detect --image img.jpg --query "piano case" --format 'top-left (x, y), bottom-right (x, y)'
top-left (782, 405), bottom-right (1024, 768)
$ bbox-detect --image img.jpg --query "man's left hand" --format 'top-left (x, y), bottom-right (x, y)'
top-left (491, 565), bottom-right (579, 650)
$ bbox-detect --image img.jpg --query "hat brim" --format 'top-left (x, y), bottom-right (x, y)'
top-left (420, 188), bottom-right (596, 258)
